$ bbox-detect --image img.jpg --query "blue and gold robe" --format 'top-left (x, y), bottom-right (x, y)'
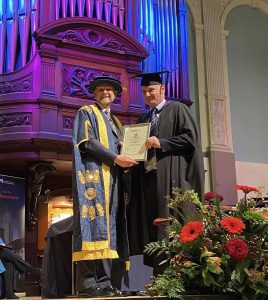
top-left (72, 104), bottom-right (128, 263)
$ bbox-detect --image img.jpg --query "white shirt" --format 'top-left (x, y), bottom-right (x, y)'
top-left (150, 99), bottom-right (166, 116)
top-left (145, 100), bottom-right (166, 172)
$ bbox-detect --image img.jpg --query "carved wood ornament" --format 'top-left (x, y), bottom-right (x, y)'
top-left (26, 162), bottom-right (56, 230)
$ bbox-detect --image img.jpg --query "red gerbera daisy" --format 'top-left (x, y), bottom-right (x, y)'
top-left (225, 238), bottom-right (249, 261)
top-left (204, 192), bottom-right (223, 201)
top-left (220, 217), bottom-right (245, 234)
top-left (204, 192), bottom-right (223, 204)
top-left (261, 212), bottom-right (268, 218)
top-left (179, 221), bottom-right (204, 244)
top-left (235, 184), bottom-right (259, 194)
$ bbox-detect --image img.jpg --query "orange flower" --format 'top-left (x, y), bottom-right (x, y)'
top-left (220, 217), bottom-right (245, 234)
top-left (235, 184), bottom-right (259, 194)
top-left (208, 257), bottom-right (221, 268)
top-left (179, 221), bottom-right (204, 244)
top-left (261, 212), bottom-right (268, 218)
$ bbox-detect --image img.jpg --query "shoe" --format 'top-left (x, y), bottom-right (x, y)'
top-left (136, 290), bottom-right (149, 296)
top-left (115, 290), bottom-right (133, 297)
top-left (4, 293), bottom-right (19, 299)
top-left (78, 287), bottom-right (100, 297)
top-left (78, 286), bottom-right (115, 298)
top-left (102, 285), bottom-right (117, 297)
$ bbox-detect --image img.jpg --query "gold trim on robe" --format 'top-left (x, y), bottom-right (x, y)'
top-left (73, 104), bottom-right (118, 261)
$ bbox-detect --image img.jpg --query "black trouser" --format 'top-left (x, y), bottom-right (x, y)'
top-left (75, 259), bottom-right (112, 293)
top-left (2, 261), bottom-right (15, 296)
top-left (144, 170), bottom-right (158, 242)
top-left (0, 247), bottom-right (36, 275)
top-left (0, 247), bottom-right (38, 296)
top-left (144, 170), bottom-right (168, 276)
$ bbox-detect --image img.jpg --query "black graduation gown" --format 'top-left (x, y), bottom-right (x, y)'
top-left (128, 101), bottom-right (205, 258)
top-left (41, 216), bottom-right (73, 298)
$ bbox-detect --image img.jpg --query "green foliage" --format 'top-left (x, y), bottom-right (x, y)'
top-left (244, 211), bottom-right (267, 222)
top-left (166, 188), bottom-right (204, 224)
top-left (143, 240), bottom-right (169, 258)
top-left (145, 187), bottom-right (268, 300)
top-left (146, 268), bottom-right (185, 299)
top-left (167, 218), bottom-right (182, 238)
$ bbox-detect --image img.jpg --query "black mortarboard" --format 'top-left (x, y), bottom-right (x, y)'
top-left (135, 70), bottom-right (169, 86)
top-left (87, 75), bottom-right (122, 94)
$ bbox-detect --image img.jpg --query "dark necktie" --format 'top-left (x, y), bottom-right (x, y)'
top-left (104, 110), bottom-right (118, 135)
top-left (147, 108), bottom-right (158, 161)
top-left (149, 108), bottom-right (158, 136)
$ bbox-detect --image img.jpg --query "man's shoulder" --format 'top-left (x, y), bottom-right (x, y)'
top-left (166, 101), bottom-right (185, 108)
top-left (161, 101), bottom-right (185, 113)
top-left (79, 105), bottom-right (94, 114)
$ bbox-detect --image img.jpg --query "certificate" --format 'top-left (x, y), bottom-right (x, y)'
top-left (121, 123), bottom-right (151, 161)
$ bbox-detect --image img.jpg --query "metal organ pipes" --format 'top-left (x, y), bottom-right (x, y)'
top-left (0, 0), bottom-right (127, 74)
top-left (54, 0), bottom-right (125, 29)
top-left (0, 0), bottom-right (189, 102)
top-left (139, 0), bottom-right (187, 100)
top-left (0, 0), bottom-right (6, 73)
top-left (0, 0), bottom-right (39, 74)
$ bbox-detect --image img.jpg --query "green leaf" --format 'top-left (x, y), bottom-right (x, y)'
top-left (261, 223), bottom-right (268, 235)
top-left (241, 285), bottom-right (257, 300)
top-left (148, 268), bottom-right (185, 299)
top-left (220, 254), bottom-right (230, 266)
top-left (158, 258), bottom-right (169, 266)
top-left (202, 269), bottom-right (221, 287)
top-left (231, 269), bottom-right (238, 281)
top-left (168, 218), bottom-right (182, 234)
top-left (180, 264), bottom-right (200, 279)
top-left (253, 280), bottom-right (268, 294)
top-left (143, 240), bottom-right (169, 256)
top-left (207, 261), bottom-right (223, 275)
top-left (236, 259), bottom-right (251, 272)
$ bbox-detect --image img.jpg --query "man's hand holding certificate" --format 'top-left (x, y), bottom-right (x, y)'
top-left (120, 123), bottom-right (151, 161)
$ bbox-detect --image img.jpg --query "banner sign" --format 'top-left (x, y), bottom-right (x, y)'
top-left (0, 174), bottom-right (25, 255)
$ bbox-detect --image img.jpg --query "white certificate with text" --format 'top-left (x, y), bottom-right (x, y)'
top-left (121, 123), bottom-right (151, 161)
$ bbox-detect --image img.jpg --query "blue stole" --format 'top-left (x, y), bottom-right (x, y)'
top-left (72, 104), bottom-right (123, 261)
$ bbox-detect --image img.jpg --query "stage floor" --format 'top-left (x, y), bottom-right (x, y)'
top-left (17, 294), bottom-right (158, 300)
top-left (20, 296), bottom-right (155, 300)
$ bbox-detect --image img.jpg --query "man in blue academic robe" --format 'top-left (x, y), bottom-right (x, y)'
top-left (72, 75), bottom-right (137, 297)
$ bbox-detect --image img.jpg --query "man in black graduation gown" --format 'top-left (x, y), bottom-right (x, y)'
top-left (128, 71), bottom-right (205, 273)
top-left (72, 76), bottom-right (137, 297)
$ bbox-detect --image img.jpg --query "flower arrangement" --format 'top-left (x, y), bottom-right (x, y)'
top-left (144, 185), bottom-right (268, 299)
